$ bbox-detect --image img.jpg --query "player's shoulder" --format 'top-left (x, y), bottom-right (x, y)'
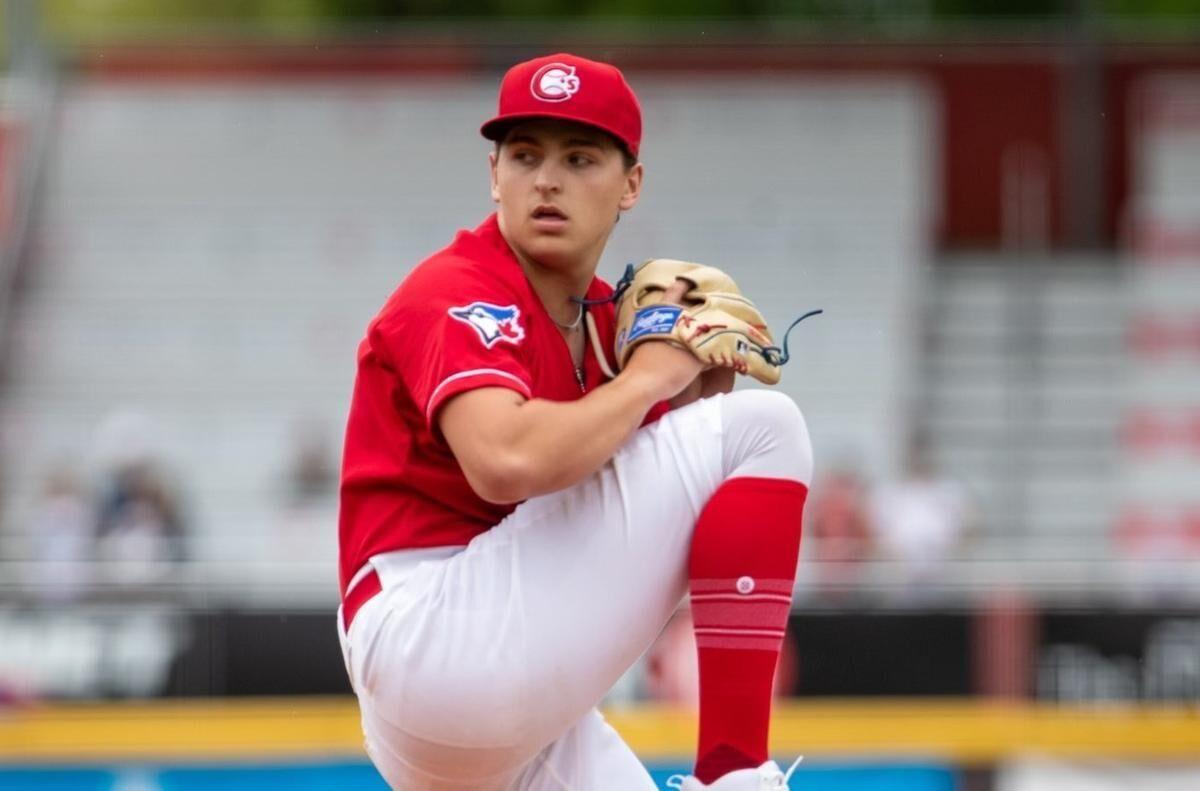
top-left (403, 252), bottom-right (514, 302)
top-left (373, 217), bottom-right (527, 331)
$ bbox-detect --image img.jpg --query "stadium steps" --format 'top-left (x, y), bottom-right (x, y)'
top-left (919, 258), bottom-right (1124, 561)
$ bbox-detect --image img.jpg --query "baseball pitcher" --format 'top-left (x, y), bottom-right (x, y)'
top-left (337, 53), bottom-right (813, 790)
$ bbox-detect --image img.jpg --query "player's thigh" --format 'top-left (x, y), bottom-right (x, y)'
top-left (512, 708), bottom-right (658, 791)
top-left (357, 689), bottom-right (528, 791)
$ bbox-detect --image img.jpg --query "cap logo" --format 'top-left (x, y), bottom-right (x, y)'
top-left (530, 63), bottom-right (580, 103)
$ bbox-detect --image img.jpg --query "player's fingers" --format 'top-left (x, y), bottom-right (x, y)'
top-left (661, 278), bottom-right (690, 305)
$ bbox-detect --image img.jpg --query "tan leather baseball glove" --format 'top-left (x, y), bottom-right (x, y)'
top-left (613, 258), bottom-right (782, 385)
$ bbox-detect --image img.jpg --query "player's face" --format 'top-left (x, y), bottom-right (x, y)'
top-left (490, 120), bottom-right (643, 271)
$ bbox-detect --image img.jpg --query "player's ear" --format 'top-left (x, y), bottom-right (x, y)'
top-left (618, 161), bottom-right (643, 211)
top-left (489, 149), bottom-right (500, 203)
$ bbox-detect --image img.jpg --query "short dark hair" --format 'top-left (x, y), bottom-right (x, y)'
top-left (494, 131), bottom-right (638, 171)
top-left (617, 145), bottom-right (639, 171)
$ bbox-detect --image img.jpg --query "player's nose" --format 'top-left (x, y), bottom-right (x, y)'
top-left (532, 162), bottom-right (562, 194)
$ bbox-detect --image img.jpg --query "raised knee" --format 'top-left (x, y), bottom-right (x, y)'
top-left (731, 389), bottom-right (807, 441)
top-left (756, 392), bottom-right (813, 482)
top-left (741, 388), bottom-right (800, 425)
top-left (722, 390), bottom-right (814, 485)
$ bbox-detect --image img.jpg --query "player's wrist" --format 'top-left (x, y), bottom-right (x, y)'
top-left (618, 359), bottom-right (680, 405)
top-left (622, 343), bottom-right (703, 402)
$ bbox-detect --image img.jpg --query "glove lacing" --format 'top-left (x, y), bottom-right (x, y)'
top-left (759, 309), bottom-right (823, 367)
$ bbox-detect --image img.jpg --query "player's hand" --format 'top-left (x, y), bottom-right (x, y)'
top-left (622, 278), bottom-right (704, 401)
top-left (660, 279), bottom-right (736, 408)
top-left (666, 352), bottom-right (735, 409)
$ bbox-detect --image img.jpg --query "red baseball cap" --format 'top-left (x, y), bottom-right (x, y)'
top-left (480, 53), bottom-right (642, 158)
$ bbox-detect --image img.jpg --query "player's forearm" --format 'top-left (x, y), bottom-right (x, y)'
top-left (484, 370), bottom-right (667, 503)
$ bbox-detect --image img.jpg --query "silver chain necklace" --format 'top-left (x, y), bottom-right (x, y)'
top-left (552, 303), bottom-right (584, 331)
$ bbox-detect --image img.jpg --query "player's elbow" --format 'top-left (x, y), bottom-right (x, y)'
top-left (463, 450), bottom-right (537, 505)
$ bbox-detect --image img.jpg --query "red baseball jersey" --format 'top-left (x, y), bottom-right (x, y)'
top-left (338, 213), bottom-right (668, 594)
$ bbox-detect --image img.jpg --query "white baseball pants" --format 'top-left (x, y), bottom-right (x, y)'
top-left (337, 390), bottom-right (813, 790)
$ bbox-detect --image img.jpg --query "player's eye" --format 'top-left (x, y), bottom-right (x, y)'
top-left (568, 153), bottom-right (594, 167)
top-left (512, 149), bottom-right (538, 165)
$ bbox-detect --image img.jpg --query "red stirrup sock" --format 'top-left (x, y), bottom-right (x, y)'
top-left (688, 476), bottom-right (808, 784)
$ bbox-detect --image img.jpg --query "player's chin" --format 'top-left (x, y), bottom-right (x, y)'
top-left (523, 221), bottom-right (572, 246)
top-left (521, 230), bottom-right (580, 262)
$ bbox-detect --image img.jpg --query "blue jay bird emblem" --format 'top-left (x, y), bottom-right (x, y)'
top-left (448, 302), bottom-right (526, 348)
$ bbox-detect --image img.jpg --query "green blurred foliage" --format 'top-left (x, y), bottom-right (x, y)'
top-left (1102, 0), bottom-right (1200, 13)
top-left (44, 0), bottom-right (332, 38)
top-left (34, 0), bottom-right (1200, 37)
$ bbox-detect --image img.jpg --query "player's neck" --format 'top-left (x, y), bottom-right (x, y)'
top-left (512, 250), bottom-right (599, 329)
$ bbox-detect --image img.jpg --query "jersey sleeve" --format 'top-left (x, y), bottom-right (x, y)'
top-left (372, 263), bottom-right (534, 427)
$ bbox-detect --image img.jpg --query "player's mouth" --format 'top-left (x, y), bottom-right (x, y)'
top-left (531, 205), bottom-right (569, 232)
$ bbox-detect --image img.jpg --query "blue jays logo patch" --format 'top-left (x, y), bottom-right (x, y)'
top-left (448, 302), bottom-right (526, 348)
top-left (626, 305), bottom-right (682, 345)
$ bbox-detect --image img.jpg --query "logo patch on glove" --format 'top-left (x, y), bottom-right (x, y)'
top-left (626, 305), bottom-right (682, 345)
top-left (448, 302), bottom-right (525, 348)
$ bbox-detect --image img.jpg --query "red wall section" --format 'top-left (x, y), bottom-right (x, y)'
top-left (935, 61), bottom-right (1059, 248)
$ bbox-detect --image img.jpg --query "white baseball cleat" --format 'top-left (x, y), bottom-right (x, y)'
top-left (665, 757), bottom-right (803, 790)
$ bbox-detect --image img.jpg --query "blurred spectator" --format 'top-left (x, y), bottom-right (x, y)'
top-left (88, 408), bottom-right (187, 585)
top-left (284, 420), bottom-right (336, 509)
top-left (95, 460), bottom-right (187, 584)
top-left (27, 463), bottom-right (92, 602)
top-left (643, 611), bottom-right (701, 706)
top-left (806, 467), bottom-right (873, 596)
top-left (870, 432), bottom-right (974, 591)
top-left (273, 419), bottom-right (338, 562)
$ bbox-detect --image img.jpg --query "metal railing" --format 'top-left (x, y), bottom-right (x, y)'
top-left (2, 552), bottom-right (1198, 610)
